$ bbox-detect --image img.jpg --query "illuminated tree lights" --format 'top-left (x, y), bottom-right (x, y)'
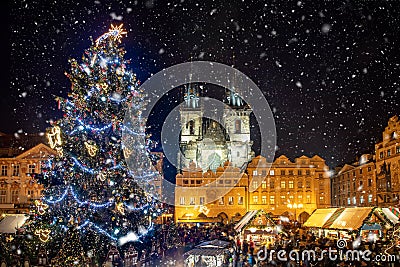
top-left (21, 24), bottom-right (165, 265)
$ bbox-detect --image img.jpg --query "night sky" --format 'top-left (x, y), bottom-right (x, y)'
top-left (2, 0), bottom-right (400, 168)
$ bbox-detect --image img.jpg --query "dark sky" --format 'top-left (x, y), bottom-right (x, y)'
top-left (2, 0), bottom-right (400, 168)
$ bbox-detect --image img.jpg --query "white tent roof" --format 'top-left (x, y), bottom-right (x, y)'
top-left (0, 214), bottom-right (28, 233)
top-left (234, 210), bottom-right (259, 232)
top-left (381, 208), bottom-right (400, 225)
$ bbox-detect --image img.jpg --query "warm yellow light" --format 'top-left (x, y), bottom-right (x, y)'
top-left (249, 227), bottom-right (257, 233)
top-left (6, 235), bottom-right (14, 242)
top-left (84, 141), bottom-right (98, 157)
top-left (116, 202), bottom-right (125, 215)
top-left (35, 229), bottom-right (51, 242)
top-left (95, 24), bottom-right (127, 46)
top-left (35, 200), bottom-right (49, 215)
top-left (47, 126), bottom-right (62, 149)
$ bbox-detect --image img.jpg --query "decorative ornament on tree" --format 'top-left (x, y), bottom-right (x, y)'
top-left (34, 229), bottom-right (51, 242)
top-left (116, 202), bottom-right (125, 215)
top-left (84, 141), bottom-right (98, 157)
top-left (47, 126), bottom-right (62, 149)
top-left (6, 235), bottom-right (14, 242)
top-left (34, 200), bottom-right (49, 215)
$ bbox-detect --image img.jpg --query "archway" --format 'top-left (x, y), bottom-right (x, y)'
top-left (217, 212), bottom-right (229, 224)
top-left (298, 211), bottom-right (310, 224)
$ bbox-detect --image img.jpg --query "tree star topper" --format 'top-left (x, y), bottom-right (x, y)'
top-left (95, 24), bottom-right (127, 46)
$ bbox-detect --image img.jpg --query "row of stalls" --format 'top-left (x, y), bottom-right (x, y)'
top-left (303, 207), bottom-right (400, 241)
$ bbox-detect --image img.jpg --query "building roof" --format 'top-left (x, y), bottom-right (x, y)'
top-left (234, 210), bottom-right (275, 233)
top-left (303, 208), bottom-right (343, 228)
top-left (0, 214), bottom-right (28, 233)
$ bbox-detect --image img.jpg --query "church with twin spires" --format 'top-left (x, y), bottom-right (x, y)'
top-left (178, 83), bottom-right (254, 172)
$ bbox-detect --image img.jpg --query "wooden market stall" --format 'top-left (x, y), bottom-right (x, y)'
top-left (183, 240), bottom-right (232, 267)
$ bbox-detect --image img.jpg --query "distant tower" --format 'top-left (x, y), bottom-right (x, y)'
top-left (178, 83), bottom-right (203, 170)
top-left (223, 88), bottom-right (253, 169)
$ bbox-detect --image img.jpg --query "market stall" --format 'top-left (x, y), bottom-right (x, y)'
top-left (183, 240), bottom-right (232, 267)
top-left (234, 210), bottom-right (278, 246)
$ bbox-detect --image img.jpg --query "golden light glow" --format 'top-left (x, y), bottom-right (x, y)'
top-left (47, 126), bottom-right (62, 149)
top-left (123, 147), bottom-right (132, 159)
top-left (95, 24), bottom-right (127, 46)
top-left (116, 202), bottom-right (125, 215)
top-left (84, 141), bottom-right (98, 157)
top-left (35, 229), bottom-right (51, 242)
top-left (6, 235), bottom-right (14, 242)
top-left (35, 200), bottom-right (49, 215)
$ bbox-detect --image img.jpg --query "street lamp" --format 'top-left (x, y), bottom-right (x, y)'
top-left (287, 203), bottom-right (303, 221)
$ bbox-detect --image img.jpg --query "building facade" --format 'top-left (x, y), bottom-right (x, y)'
top-left (375, 115), bottom-right (400, 206)
top-left (174, 154), bottom-right (330, 223)
top-left (331, 154), bottom-right (377, 207)
top-left (178, 84), bottom-right (253, 172)
top-left (0, 143), bottom-right (55, 214)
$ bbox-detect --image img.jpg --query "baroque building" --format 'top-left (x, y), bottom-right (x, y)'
top-left (178, 84), bottom-right (253, 172)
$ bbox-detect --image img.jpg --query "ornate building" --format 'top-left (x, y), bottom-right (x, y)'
top-left (331, 154), bottom-right (377, 207)
top-left (174, 154), bottom-right (330, 223)
top-left (375, 115), bottom-right (400, 206)
top-left (0, 143), bottom-right (55, 215)
top-left (178, 84), bottom-right (253, 172)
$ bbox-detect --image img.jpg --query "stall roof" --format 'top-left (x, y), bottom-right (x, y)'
top-left (382, 207), bottom-right (400, 225)
top-left (0, 214), bottom-right (28, 233)
top-left (234, 210), bottom-right (258, 232)
top-left (234, 210), bottom-right (275, 233)
top-left (184, 248), bottom-right (227, 257)
top-left (303, 208), bottom-right (341, 228)
top-left (196, 240), bottom-right (231, 249)
top-left (329, 207), bottom-right (373, 230)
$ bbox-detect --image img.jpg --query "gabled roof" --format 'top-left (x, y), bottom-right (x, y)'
top-left (338, 164), bottom-right (355, 174)
top-left (15, 143), bottom-right (56, 160)
top-left (311, 155), bottom-right (325, 161)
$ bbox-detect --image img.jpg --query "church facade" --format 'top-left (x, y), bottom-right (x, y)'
top-left (178, 84), bottom-right (254, 172)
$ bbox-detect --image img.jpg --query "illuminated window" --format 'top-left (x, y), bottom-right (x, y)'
top-left (179, 197), bottom-right (185, 205)
top-left (12, 164), bottom-right (20, 176)
top-left (306, 181), bottom-right (311, 189)
top-left (228, 196), bottom-right (234, 205)
top-left (238, 196), bottom-right (244, 205)
top-left (11, 190), bottom-right (19, 203)
top-left (289, 181), bottom-right (294, 189)
top-left (253, 170), bottom-right (258, 176)
top-left (261, 181), bottom-right (267, 189)
top-left (298, 195), bottom-right (303, 201)
top-left (319, 196), bottom-right (325, 204)
top-left (200, 197), bottom-right (205, 205)
top-left (190, 197), bottom-right (195, 205)
top-left (379, 152), bottom-right (384, 159)
top-left (297, 181), bottom-right (303, 188)
top-left (280, 195), bottom-right (286, 204)
top-left (28, 164), bottom-right (36, 174)
top-left (368, 179), bottom-right (372, 187)
top-left (387, 150), bottom-right (391, 157)
top-left (368, 194), bottom-right (373, 203)
top-left (253, 196), bottom-right (258, 204)
top-left (396, 146), bottom-right (400, 154)
top-left (289, 195), bottom-right (294, 201)
top-left (360, 195), bottom-right (364, 204)
top-left (252, 181), bottom-right (258, 189)
top-left (0, 190), bottom-right (6, 203)
top-left (219, 197), bottom-right (225, 205)
top-left (269, 196), bottom-right (275, 205)
top-left (269, 170), bottom-right (275, 176)
top-left (1, 165), bottom-right (7, 176)
top-left (270, 181), bottom-right (275, 189)
top-left (352, 196), bottom-right (357, 205)
top-left (306, 195), bottom-right (311, 204)
top-left (280, 181), bottom-right (286, 189)
top-left (262, 195), bottom-right (267, 204)
top-left (368, 166), bottom-right (372, 172)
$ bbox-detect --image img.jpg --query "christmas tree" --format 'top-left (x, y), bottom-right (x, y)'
top-left (22, 24), bottom-right (165, 265)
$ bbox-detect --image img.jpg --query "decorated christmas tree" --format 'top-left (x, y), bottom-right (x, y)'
top-left (22, 24), bottom-right (165, 265)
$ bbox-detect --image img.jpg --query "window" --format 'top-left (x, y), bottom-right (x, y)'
top-left (262, 195), bottom-right (267, 204)
top-left (319, 196), bottom-right (325, 204)
top-left (252, 181), bottom-right (258, 189)
top-left (238, 196), bottom-right (244, 205)
top-left (1, 165), bottom-right (7, 176)
top-left (297, 170), bottom-right (302, 175)
top-left (269, 170), bottom-right (275, 176)
top-left (280, 181), bottom-right (286, 189)
top-left (237, 151), bottom-right (240, 157)
top-left (306, 181), bottom-right (311, 189)
top-left (387, 149), bottom-right (391, 157)
top-left (0, 190), bottom-right (6, 203)
top-left (253, 170), bottom-right (258, 176)
top-left (235, 120), bottom-right (241, 133)
top-left (379, 152), bottom-right (384, 159)
top-left (297, 181), bottom-right (303, 189)
top-left (347, 197), bottom-right (351, 205)
top-left (280, 195), bottom-right (286, 204)
top-left (396, 146), bottom-right (400, 154)
top-left (219, 197), bottom-right (225, 205)
top-left (179, 197), bottom-right (185, 205)
top-left (11, 190), bottom-right (19, 203)
top-left (359, 169), bottom-right (362, 174)
top-left (368, 166), bottom-right (372, 172)
top-left (288, 181), bottom-right (294, 189)
top-left (28, 164), bottom-right (36, 174)
top-left (189, 197), bottom-right (195, 205)
top-left (225, 180), bottom-right (232, 184)
top-left (306, 170), bottom-right (310, 175)
top-left (359, 180), bottom-right (363, 188)
top-left (368, 179), bottom-right (372, 187)
top-left (298, 195), bottom-right (303, 201)
top-left (12, 164), bottom-right (20, 176)
top-left (228, 196), bottom-right (234, 205)
top-left (288, 170), bottom-right (294, 176)
top-left (196, 180), bottom-right (202, 185)
top-left (253, 196), bottom-right (258, 204)
top-left (306, 195), bottom-right (311, 204)
top-left (269, 196), bottom-right (275, 205)
top-left (262, 170), bottom-right (267, 176)
top-left (360, 195), bottom-right (365, 204)
top-left (270, 181), bottom-right (275, 189)
top-left (352, 196), bottom-right (357, 205)
top-left (368, 194), bottom-right (373, 203)
top-left (261, 181), bottom-right (267, 189)
top-left (280, 170), bottom-right (286, 175)
top-left (190, 180), bottom-right (195, 184)
top-left (27, 190), bottom-right (34, 198)
top-left (200, 197), bottom-right (205, 205)
top-left (189, 120), bottom-right (195, 135)
top-left (183, 180), bottom-right (189, 185)
top-left (289, 195), bottom-right (294, 201)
